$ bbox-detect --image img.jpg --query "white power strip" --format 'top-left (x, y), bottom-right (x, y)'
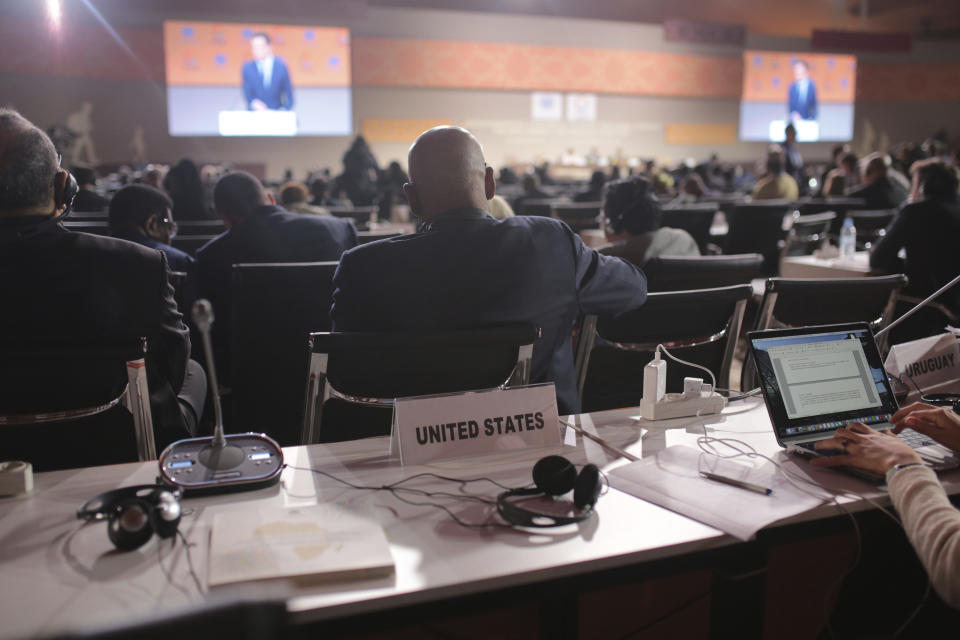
top-left (639, 351), bottom-right (726, 420)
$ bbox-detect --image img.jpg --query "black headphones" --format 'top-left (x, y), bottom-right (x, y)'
top-left (77, 485), bottom-right (182, 551)
top-left (497, 456), bottom-right (602, 528)
top-left (57, 170), bottom-right (79, 221)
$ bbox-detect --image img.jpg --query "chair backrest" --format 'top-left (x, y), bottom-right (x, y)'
top-left (754, 274), bottom-right (907, 351)
top-left (176, 220), bottom-right (226, 236)
top-left (62, 220), bottom-right (111, 236)
top-left (0, 340), bottom-right (156, 471)
top-left (725, 201), bottom-right (792, 277)
top-left (784, 211), bottom-right (836, 256)
top-left (660, 202), bottom-right (720, 253)
top-left (231, 262), bottom-right (339, 446)
top-left (643, 254), bottom-right (764, 292)
top-left (357, 230), bottom-right (403, 245)
top-left (849, 209), bottom-right (897, 250)
top-left (517, 198), bottom-right (564, 217)
top-left (169, 271), bottom-right (188, 311)
top-left (551, 203), bottom-right (603, 231)
top-left (795, 197), bottom-right (867, 235)
top-left (577, 284), bottom-right (752, 411)
top-left (302, 324), bottom-right (540, 444)
top-left (171, 234), bottom-right (217, 256)
top-left (67, 210), bottom-right (109, 221)
top-left (327, 205), bottom-right (379, 228)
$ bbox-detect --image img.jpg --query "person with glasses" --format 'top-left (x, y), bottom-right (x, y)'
top-left (108, 184), bottom-right (194, 272)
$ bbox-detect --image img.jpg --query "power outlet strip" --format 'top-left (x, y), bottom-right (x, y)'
top-left (639, 392), bottom-right (726, 420)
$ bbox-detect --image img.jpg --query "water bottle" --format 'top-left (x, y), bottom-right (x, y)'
top-left (839, 217), bottom-right (857, 258)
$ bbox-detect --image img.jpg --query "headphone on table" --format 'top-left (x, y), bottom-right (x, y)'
top-left (497, 455), bottom-right (602, 528)
top-left (77, 485), bottom-right (182, 551)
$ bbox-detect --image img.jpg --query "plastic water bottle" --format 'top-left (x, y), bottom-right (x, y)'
top-left (839, 217), bottom-right (857, 258)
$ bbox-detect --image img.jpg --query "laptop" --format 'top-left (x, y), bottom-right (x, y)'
top-left (748, 322), bottom-right (959, 481)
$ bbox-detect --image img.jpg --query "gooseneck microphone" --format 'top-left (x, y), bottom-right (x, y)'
top-left (157, 299), bottom-right (283, 493)
top-left (876, 272), bottom-right (960, 338)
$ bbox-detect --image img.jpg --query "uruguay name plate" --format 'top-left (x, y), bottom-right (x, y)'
top-left (392, 384), bottom-right (561, 465)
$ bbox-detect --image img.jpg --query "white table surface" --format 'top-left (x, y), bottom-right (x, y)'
top-left (2, 400), bottom-right (955, 638)
top-left (781, 251), bottom-right (872, 278)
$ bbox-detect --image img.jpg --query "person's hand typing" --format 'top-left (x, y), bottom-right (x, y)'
top-left (891, 402), bottom-right (960, 455)
top-left (811, 422), bottom-right (921, 475)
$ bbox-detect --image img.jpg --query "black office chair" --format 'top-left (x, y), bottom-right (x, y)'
top-left (577, 285), bottom-right (752, 412)
top-left (661, 202), bottom-right (720, 254)
top-left (723, 201), bottom-right (793, 277)
top-left (302, 324), bottom-right (540, 444)
top-left (175, 220), bottom-right (226, 236)
top-left (66, 210), bottom-right (108, 221)
top-left (0, 340), bottom-right (156, 472)
top-left (171, 234), bottom-right (217, 256)
top-left (795, 197), bottom-right (867, 236)
top-left (783, 211), bottom-right (836, 256)
top-left (62, 220), bottom-right (111, 236)
top-left (327, 205), bottom-right (379, 229)
top-left (742, 274), bottom-right (908, 389)
top-left (231, 262), bottom-right (339, 446)
top-left (643, 254), bottom-right (764, 292)
top-left (551, 203), bottom-right (603, 231)
top-left (849, 209), bottom-right (897, 250)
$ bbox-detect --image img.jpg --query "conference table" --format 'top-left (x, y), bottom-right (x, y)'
top-left (2, 400), bottom-right (957, 639)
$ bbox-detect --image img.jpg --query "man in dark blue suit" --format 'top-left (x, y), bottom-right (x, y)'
top-left (787, 60), bottom-right (818, 122)
top-left (331, 127), bottom-right (647, 414)
top-left (241, 32), bottom-right (293, 111)
top-left (191, 172), bottom-right (357, 382)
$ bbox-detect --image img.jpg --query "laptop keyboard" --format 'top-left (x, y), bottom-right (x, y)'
top-left (897, 428), bottom-right (937, 448)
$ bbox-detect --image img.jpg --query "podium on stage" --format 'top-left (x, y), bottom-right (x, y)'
top-left (218, 110), bottom-right (298, 136)
top-left (769, 119), bottom-right (819, 142)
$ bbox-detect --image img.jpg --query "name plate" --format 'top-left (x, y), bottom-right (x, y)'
top-left (392, 384), bottom-right (561, 465)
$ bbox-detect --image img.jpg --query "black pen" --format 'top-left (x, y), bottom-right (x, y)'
top-left (700, 471), bottom-right (773, 495)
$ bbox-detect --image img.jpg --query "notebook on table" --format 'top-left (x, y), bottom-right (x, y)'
top-left (748, 322), bottom-right (959, 482)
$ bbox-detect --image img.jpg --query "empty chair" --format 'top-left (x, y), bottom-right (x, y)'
top-left (743, 274), bottom-right (908, 389)
top-left (643, 254), bottom-right (764, 292)
top-left (660, 202), bottom-right (720, 253)
top-left (577, 285), bottom-right (752, 412)
top-left (783, 211), bottom-right (836, 256)
top-left (175, 219), bottom-right (226, 236)
top-left (551, 202), bottom-right (603, 231)
top-left (171, 234), bottom-right (217, 256)
top-left (302, 324), bottom-right (540, 444)
top-left (724, 201), bottom-right (793, 277)
top-left (62, 220), bottom-right (111, 236)
top-left (849, 209), bottom-right (897, 250)
top-left (0, 339), bottom-right (156, 471)
top-left (327, 205), bottom-right (379, 229)
top-left (231, 262), bottom-right (339, 446)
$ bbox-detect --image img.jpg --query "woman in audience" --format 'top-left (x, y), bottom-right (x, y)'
top-left (573, 170), bottom-right (607, 202)
top-left (280, 181), bottom-right (330, 215)
top-left (599, 176), bottom-right (699, 267)
top-left (812, 401), bottom-right (960, 609)
top-left (163, 158), bottom-right (211, 220)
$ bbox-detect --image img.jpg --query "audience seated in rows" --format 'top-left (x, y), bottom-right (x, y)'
top-left (752, 145), bottom-right (799, 201)
top-left (0, 108), bottom-right (205, 446)
top-left (573, 170), bottom-right (606, 202)
top-left (513, 172), bottom-right (552, 210)
top-left (280, 181), bottom-right (330, 216)
top-left (330, 126), bottom-right (647, 414)
top-left (782, 123), bottom-right (805, 192)
top-left (822, 152), bottom-right (860, 197)
top-left (190, 171), bottom-right (358, 384)
top-left (71, 166), bottom-right (110, 212)
top-left (870, 158), bottom-right (960, 336)
top-left (109, 184), bottom-right (194, 272)
top-left (332, 135), bottom-right (380, 206)
top-left (847, 153), bottom-right (909, 210)
top-left (600, 176), bottom-right (700, 267)
top-left (309, 175), bottom-right (349, 208)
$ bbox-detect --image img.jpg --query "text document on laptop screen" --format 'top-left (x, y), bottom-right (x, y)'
top-left (766, 337), bottom-right (881, 419)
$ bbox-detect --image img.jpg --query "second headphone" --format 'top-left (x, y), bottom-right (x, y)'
top-left (497, 455), bottom-right (602, 528)
top-left (77, 485), bottom-right (182, 551)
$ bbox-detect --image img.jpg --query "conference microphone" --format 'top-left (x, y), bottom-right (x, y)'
top-left (875, 272), bottom-right (960, 339)
top-left (157, 299), bottom-right (283, 493)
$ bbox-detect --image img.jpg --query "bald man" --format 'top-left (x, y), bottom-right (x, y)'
top-left (331, 127), bottom-right (646, 414)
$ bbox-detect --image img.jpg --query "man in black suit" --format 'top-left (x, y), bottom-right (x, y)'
top-left (0, 109), bottom-right (203, 467)
top-left (331, 126), bottom-right (647, 414)
top-left (847, 154), bottom-right (909, 210)
top-left (241, 32), bottom-right (293, 111)
top-left (787, 59), bottom-right (817, 122)
top-left (191, 172), bottom-right (357, 382)
top-left (871, 159), bottom-right (960, 339)
top-left (71, 166), bottom-right (110, 212)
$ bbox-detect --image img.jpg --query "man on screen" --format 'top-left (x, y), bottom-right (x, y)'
top-left (787, 60), bottom-right (817, 122)
top-left (241, 32), bottom-right (293, 111)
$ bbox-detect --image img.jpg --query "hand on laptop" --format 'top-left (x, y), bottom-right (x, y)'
top-left (811, 422), bottom-right (921, 475)
top-left (891, 402), bottom-right (960, 455)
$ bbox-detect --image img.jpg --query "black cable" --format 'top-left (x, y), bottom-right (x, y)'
top-left (175, 529), bottom-right (204, 594)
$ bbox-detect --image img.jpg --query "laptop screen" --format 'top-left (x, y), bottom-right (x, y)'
top-left (749, 323), bottom-right (899, 442)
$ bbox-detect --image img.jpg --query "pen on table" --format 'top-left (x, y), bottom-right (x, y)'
top-left (700, 471), bottom-right (772, 495)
